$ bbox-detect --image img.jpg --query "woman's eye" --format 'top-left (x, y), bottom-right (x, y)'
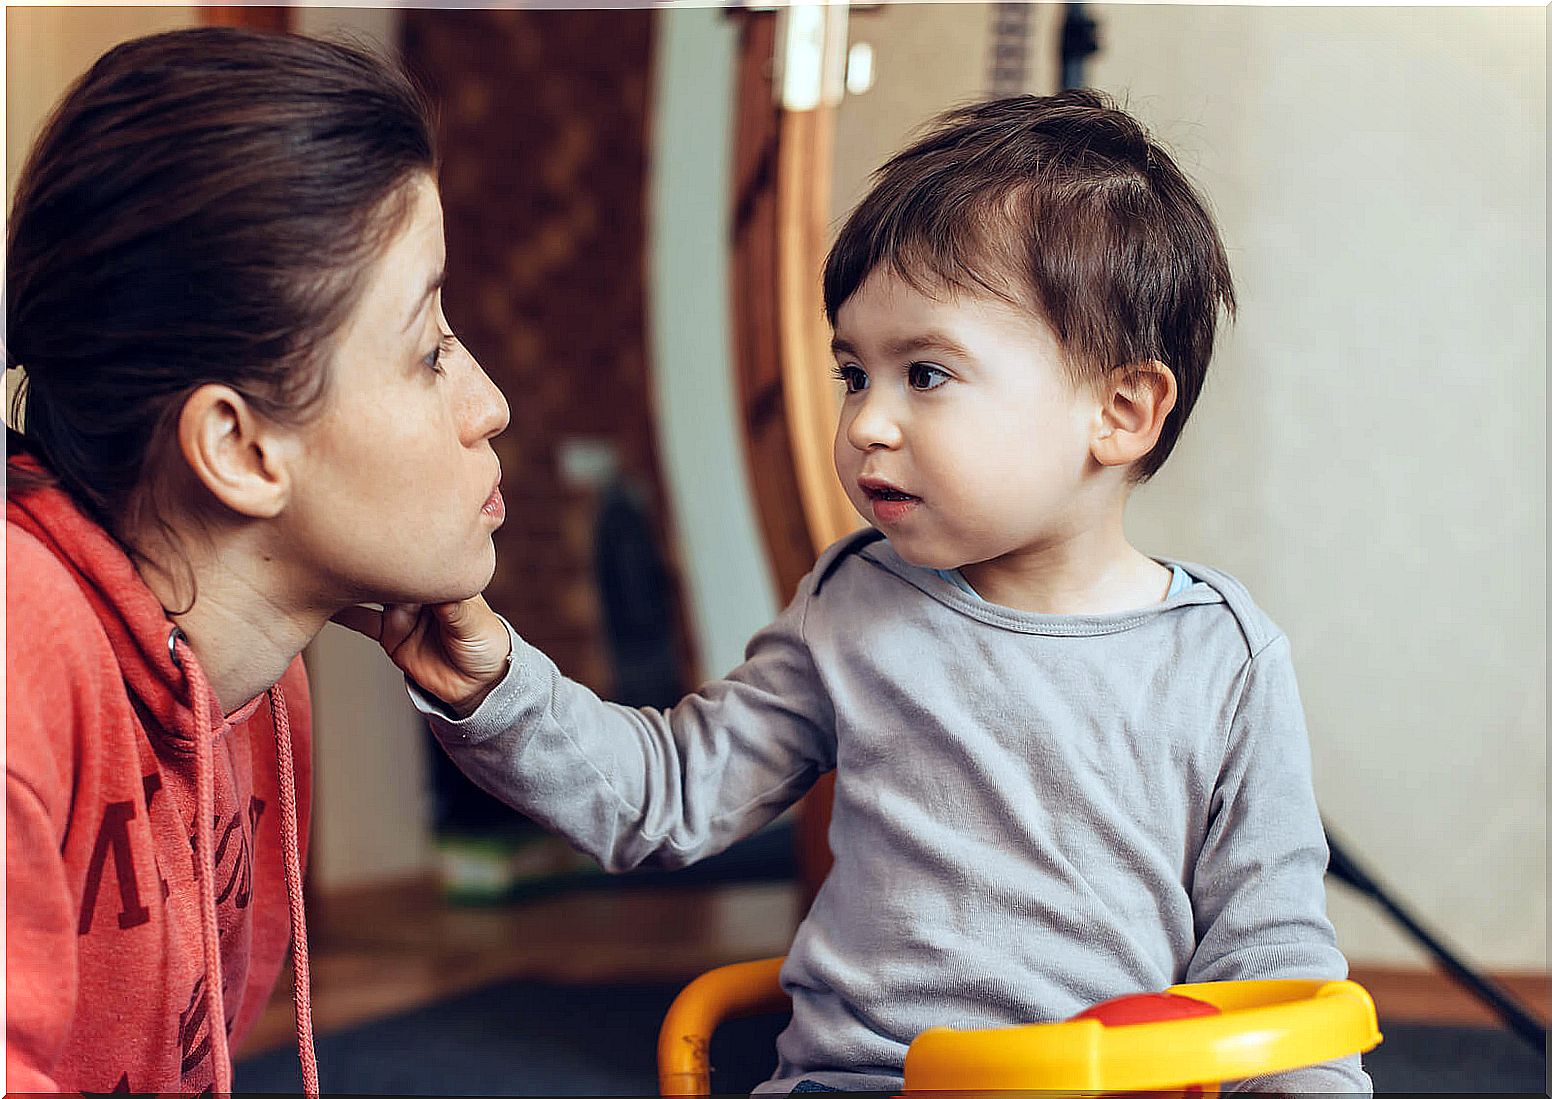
top-left (831, 364), bottom-right (868, 394)
top-left (423, 333), bottom-right (456, 376)
top-left (909, 362), bottom-right (949, 390)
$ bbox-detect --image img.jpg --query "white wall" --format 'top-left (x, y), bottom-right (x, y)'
top-left (647, 6), bottom-right (779, 679)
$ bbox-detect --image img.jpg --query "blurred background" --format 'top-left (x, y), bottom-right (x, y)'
top-left (6, 2), bottom-right (1545, 1093)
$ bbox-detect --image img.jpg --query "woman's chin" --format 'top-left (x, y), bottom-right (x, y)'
top-left (381, 555), bottom-right (496, 608)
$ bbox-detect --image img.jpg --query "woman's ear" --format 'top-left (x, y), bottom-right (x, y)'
top-left (1090, 361), bottom-right (1177, 470)
top-left (176, 384), bottom-right (295, 519)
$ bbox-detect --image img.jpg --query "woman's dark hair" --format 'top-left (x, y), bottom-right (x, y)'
top-left (6, 27), bottom-right (436, 537)
top-left (824, 90), bottom-right (1235, 480)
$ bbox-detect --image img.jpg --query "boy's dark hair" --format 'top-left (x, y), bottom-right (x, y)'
top-left (7, 27), bottom-right (436, 535)
top-left (823, 90), bottom-right (1235, 480)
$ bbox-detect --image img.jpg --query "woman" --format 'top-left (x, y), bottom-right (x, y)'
top-left (6, 28), bottom-right (509, 1094)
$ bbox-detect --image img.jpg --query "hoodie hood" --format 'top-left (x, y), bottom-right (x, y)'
top-left (6, 449), bottom-right (260, 744)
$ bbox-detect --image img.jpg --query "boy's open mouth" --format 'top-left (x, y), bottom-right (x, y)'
top-left (858, 477), bottom-right (920, 503)
top-left (858, 478), bottom-right (922, 524)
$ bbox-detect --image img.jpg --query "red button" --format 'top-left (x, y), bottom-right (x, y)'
top-left (1072, 991), bottom-right (1221, 1026)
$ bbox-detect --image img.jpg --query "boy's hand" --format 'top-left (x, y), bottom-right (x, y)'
top-left (331, 596), bottom-right (512, 717)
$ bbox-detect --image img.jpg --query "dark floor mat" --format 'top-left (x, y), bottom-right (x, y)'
top-left (236, 977), bottom-right (1546, 1095)
top-left (1360, 1020), bottom-right (1545, 1093)
top-left (236, 978), bottom-right (775, 1095)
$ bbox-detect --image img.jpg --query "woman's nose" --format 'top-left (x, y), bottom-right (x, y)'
top-left (461, 350), bottom-right (510, 444)
top-left (845, 392), bottom-right (903, 451)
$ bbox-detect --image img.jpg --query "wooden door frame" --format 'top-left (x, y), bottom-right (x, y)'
top-left (728, 8), bottom-right (860, 908)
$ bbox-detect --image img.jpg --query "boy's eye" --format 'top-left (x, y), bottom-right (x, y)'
top-left (831, 363), bottom-right (868, 394)
top-left (909, 362), bottom-right (949, 390)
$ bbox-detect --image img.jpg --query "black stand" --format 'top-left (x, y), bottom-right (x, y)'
top-left (1325, 824), bottom-right (1547, 1055)
top-left (1057, 4), bottom-right (1099, 91)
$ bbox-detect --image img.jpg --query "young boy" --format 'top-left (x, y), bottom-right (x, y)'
top-left (348, 91), bottom-right (1370, 1093)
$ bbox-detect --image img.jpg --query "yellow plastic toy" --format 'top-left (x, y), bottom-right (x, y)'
top-left (660, 958), bottom-right (790, 1096)
top-left (658, 957), bottom-right (1382, 1096)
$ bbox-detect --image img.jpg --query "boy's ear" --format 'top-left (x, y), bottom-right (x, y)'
top-left (1090, 361), bottom-right (1177, 469)
top-left (176, 384), bottom-right (296, 519)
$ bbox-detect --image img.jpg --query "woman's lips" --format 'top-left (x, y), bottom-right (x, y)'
top-left (481, 485), bottom-right (505, 524)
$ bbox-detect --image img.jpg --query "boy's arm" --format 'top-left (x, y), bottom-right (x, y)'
top-left (1186, 634), bottom-right (1373, 1095)
top-left (407, 579), bottom-right (835, 872)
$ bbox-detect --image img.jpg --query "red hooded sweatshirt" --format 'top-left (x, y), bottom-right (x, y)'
top-left (6, 450), bottom-right (318, 1094)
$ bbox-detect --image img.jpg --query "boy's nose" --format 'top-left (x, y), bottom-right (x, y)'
top-left (844, 395), bottom-right (903, 451)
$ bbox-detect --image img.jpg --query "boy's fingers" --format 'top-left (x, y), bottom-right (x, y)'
top-left (432, 597), bottom-right (481, 632)
top-left (329, 604), bottom-right (383, 641)
top-left (431, 597), bottom-right (511, 668)
top-left (380, 603), bottom-right (424, 636)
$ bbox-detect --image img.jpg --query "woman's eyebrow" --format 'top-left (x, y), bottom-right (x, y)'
top-left (401, 266), bottom-right (446, 333)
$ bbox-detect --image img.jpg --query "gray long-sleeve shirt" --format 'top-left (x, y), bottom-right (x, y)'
top-left (416, 531), bottom-right (1371, 1093)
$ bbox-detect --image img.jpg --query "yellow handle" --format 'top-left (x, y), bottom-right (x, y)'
top-left (658, 957), bottom-right (790, 1095)
top-left (904, 979), bottom-right (1382, 1092)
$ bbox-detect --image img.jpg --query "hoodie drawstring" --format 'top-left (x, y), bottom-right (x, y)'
top-left (182, 640), bottom-right (234, 1098)
top-left (267, 681), bottom-right (320, 1097)
top-left (177, 635), bottom-right (318, 1097)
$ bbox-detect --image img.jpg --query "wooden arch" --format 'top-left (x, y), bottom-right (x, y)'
top-left (727, 8), bottom-right (864, 905)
